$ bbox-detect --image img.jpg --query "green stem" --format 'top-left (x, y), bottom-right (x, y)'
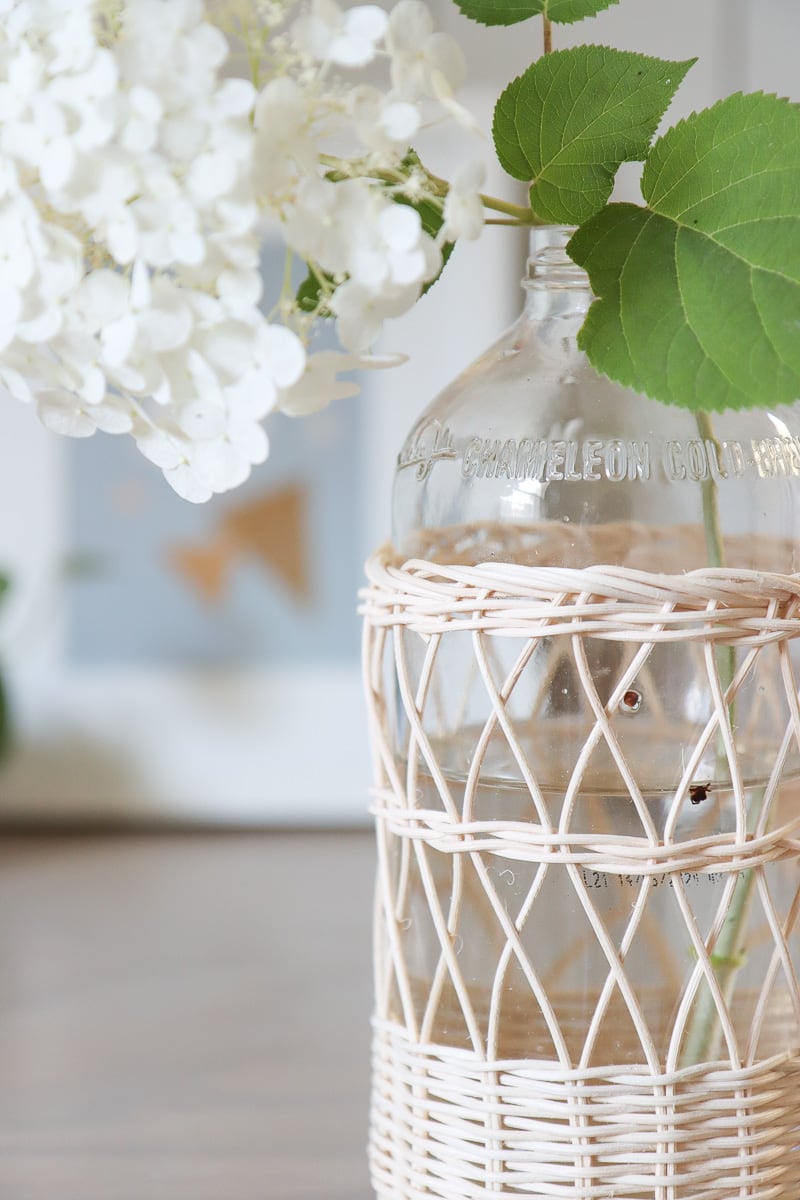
top-left (480, 194), bottom-right (540, 223)
top-left (696, 411), bottom-right (724, 569)
top-left (317, 152), bottom-right (540, 227)
top-left (679, 836), bottom-right (758, 1066)
top-left (697, 411), bottom-right (736, 694)
top-left (485, 218), bottom-right (538, 227)
top-left (679, 410), bottom-right (757, 1067)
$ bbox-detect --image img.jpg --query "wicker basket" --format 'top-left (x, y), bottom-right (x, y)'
top-left (361, 547), bottom-right (800, 1198)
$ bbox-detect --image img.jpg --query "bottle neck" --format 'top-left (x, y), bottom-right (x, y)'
top-left (522, 225), bottom-right (593, 320)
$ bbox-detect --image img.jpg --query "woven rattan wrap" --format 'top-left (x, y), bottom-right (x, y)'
top-left (361, 546), bottom-right (800, 1198)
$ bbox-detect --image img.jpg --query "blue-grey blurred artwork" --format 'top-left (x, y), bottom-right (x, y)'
top-left (66, 245), bottom-right (362, 667)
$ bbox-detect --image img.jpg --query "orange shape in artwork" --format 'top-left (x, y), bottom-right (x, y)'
top-left (223, 483), bottom-right (311, 603)
top-left (166, 483), bottom-right (311, 605)
top-left (166, 542), bottom-right (232, 605)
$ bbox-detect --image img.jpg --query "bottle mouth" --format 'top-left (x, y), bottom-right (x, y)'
top-left (524, 224), bottom-right (590, 291)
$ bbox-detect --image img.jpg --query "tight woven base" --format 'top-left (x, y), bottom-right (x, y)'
top-left (370, 1020), bottom-right (800, 1199)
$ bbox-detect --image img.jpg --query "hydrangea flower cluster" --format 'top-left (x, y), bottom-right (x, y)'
top-left (0, 0), bottom-right (483, 500)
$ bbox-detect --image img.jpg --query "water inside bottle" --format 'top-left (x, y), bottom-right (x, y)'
top-left (387, 744), bottom-right (800, 1066)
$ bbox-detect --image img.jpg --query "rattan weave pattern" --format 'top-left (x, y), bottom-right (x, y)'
top-left (371, 1020), bottom-right (800, 1200)
top-left (362, 548), bottom-right (800, 1197)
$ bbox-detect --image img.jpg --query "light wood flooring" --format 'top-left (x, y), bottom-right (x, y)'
top-left (0, 832), bottom-right (375, 1200)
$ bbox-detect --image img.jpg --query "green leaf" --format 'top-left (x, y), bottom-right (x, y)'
top-left (570, 92), bottom-right (800, 412)
top-left (295, 269), bottom-right (334, 316)
top-left (493, 47), bottom-right (694, 224)
top-left (455, 0), bottom-right (618, 28)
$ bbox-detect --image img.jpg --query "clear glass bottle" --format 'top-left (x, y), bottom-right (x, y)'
top-left (386, 226), bottom-right (800, 1070)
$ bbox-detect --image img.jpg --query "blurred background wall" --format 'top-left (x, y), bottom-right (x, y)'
top-left (0, 0), bottom-right (796, 825)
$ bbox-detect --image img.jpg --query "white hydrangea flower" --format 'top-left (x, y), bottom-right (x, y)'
top-left (0, 0), bottom-right (310, 501)
top-left (350, 202), bottom-right (437, 290)
top-left (331, 279), bottom-right (423, 353)
top-left (279, 350), bottom-right (406, 415)
top-left (293, 0), bottom-right (388, 67)
top-left (386, 0), bottom-right (466, 101)
top-left (348, 85), bottom-right (421, 154)
top-left (0, 0), bottom-right (483, 500)
top-left (254, 77), bottom-right (317, 204)
top-left (284, 177), bottom-right (369, 278)
top-left (441, 162), bottom-right (487, 242)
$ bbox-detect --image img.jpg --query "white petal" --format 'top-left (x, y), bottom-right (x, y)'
top-left (163, 462), bottom-right (213, 503)
top-left (225, 370), bottom-right (278, 420)
top-left (0, 288), bottom-right (22, 327)
top-left (453, 161), bottom-right (487, 192)
top-left (171, 230), bottom-right (206, 266)
top-left (77, 269), bottom-right (130, 330)
top-left (425, 33), bottom-right (466, 90)
top-left (380, 100), bottom-right (420, 142)
top-left (128, 85), bottom-right (163, 122)
top-left (178, 397), bottom-right (227, 440)
top-left (190, 438), bottom-right (251, 492)
top-left (91, 403), bottom-right (133, 434)
top-left (379, 203), bottom-right (421, 252)
top-left (218, 268), bottom-right (263, 307)
top-left (107, 213), bottom-right (139, 264)
top-left (101, 314), bottom-right (137, 365)
top-left (78, 365), bottom-right (107, 405)
top-left (260, 325), bottom-right (306, 388)
top-left (17, 309), bottom-right (63, 342)
top-left (388, 0), bottom-right (433, 51)
top-left (40, 138), bottom-right (76, 191)
top-left (137, 429), bottom-right (184, 470)
top-left (38, 393), bottom-right (96, 437)
top-left (187, 350), bottom-right (224, 404)
top-left (227, 418), bottom-right (268, 464)
top-left (390, 246), bottom-right (427, 286)
top-left (345, 5), bottom-right (389, 41)
top-left (0, 367), bottom-right (33, 404)
top-left (189, 152), bottom-right (237, 200)
top-left (216, 78), bottom-right (256, 117)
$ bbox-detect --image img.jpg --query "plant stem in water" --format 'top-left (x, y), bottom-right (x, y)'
top-left (680, 410), bottom-right (758, 1067)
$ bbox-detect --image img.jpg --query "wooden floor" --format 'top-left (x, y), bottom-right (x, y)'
top-left (0, 832), bottom-right (376, 1200)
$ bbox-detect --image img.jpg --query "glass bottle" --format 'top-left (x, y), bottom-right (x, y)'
top-left (384, 225), bottom-right (800, 1072)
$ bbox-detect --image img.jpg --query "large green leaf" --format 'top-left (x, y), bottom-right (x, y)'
top-left (493, 47), bottom-right (694, 223)
top-left (455, 0), bottom-right (618, 28)
top-left (570, 92), bottom-right (800, 412)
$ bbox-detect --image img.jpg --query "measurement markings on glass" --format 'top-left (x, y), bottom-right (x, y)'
top-left (581, 869), bottom-right (727, 890)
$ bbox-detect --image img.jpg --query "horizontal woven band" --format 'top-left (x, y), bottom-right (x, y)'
top-left (362, 548), bottom-right (800, 646)
top-left (371, 793), bottom-right (800, 875)
top-left (370, 1019), bottom-right (800, 1199)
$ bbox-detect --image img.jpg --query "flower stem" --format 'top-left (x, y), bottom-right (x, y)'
top-left (480, 194), bottom-right (540, 223)
top-left (679, 409), bottom-right (757, 1068)
top-left (696, 410), bottom-right (736, 703)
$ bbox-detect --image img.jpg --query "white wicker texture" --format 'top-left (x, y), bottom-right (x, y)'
top-left (361, 546), bottom-right (800, 1198)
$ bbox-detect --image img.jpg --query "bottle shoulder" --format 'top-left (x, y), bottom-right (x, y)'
top-left (393, 313), bottom-right (800, 573)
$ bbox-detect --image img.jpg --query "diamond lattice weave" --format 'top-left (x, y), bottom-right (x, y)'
top-left (361, 547), bottom-right (800, 1198)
